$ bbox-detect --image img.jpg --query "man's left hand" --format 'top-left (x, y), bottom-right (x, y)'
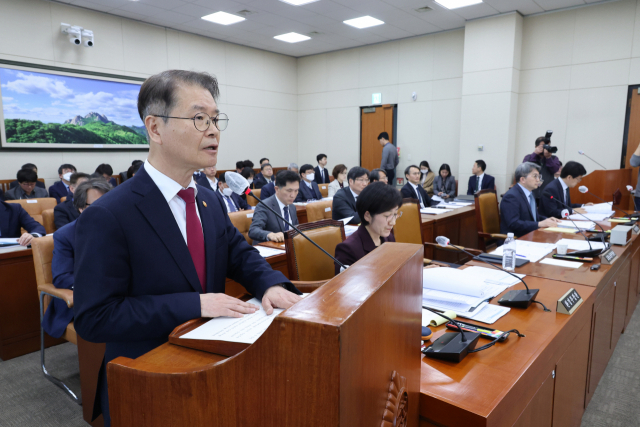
top-left (18, 233), bottom-right (34, 246)
top-left (262, 285), bottom-right (303, 315)
top-left (585, 202), bottom-right (594, 206)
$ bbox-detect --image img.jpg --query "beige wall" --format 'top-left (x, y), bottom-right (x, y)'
top-left (0, 0), bottom-right (297, 188)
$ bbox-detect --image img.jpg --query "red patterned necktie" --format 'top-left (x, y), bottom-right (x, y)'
top-left (177, 188), bottom-right (206, 292)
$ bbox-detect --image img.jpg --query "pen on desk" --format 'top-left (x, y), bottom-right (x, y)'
top-left (516, 254), bottom-right (527, 258)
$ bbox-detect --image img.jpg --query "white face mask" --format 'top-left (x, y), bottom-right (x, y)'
top-left (421, 169), bottom-right (428, 174)
top-left (305, 173), bottom-right (315, 181)
top-left (222, 188), bottom-right (233, 197)
top-left (247, 178), bottom-right (253, 184)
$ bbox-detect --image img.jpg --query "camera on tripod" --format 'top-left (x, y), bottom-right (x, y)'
top-left (543, 130), bottom-right (557, 154)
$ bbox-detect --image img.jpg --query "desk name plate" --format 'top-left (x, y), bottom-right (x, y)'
top-left (633, 224), bottom-right (639, 234)
top-left (557, 288), bottom-right (583, 315)
top-left (599, 248), bottom-right (617, 265)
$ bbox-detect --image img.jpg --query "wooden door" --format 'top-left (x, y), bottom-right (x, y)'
top-left (512, 370), bottom-right (554, 427)
top-left (586, 281), bottom-right (615, 405)
top-left (361, 105), bottom-right (394, 172)
top-left (623, 87), bottom-right (640, 210)
top-left (611, 259), bottom-right (631, 348)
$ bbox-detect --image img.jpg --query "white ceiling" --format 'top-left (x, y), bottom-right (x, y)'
top-left (51, 0), bottom-right (614, 57)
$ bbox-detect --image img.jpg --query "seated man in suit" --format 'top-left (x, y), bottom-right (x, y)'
top-left (73, 70), bottom-right (302, 426)
top-left (332, 166), bottom-right (370, 224)
top-left (261, 163), bottom-right (298, 200)
top-left (500, 162), bottom-right (559, 237)
top-left (295, 164), bottom-right (322, 202)
top-left (195, 165), bottom-right (217, 191)
top-left (9, 163), bottom-right (46, 190)
top-left (249, 170), bottom-right (300, 243)
top-left (0, 199), bottom-right (46, 246)
top-left (5, 168), bottom-right (49, 200)
top-left (53, 172), bottom-right (90, 229)
top-left (467, 160), bottom-right (496, 195)
top-left (0, 188), bottom-right (4, 202)
top-left (334, 182), bottom-right (399, 274)
top-left (42, 178), bottom-right (111, 339)
top-left (401, 165), bottom-right (433, 209)
top-left (254, 157), bottom-right (269, 184)
top-left (49, 164), bottom-right (77, 203)
top-left (216, 172), bottom-right (250, 212)
top-left (539, 161), bottom-right (592, 219)
top-left (370, 168), bottom-right (388, 184)
top-left (96, 163), bottom-right (118, 187)
top-left (254, 163), bottom-right (274, 189)
top-left (314, 153), bottom-right (330, 185)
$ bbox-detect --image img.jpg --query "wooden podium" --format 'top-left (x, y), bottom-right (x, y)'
top-left (107, 243), bottom-right (424, 427)
top-left (569, 168), bottom-right (632, 209)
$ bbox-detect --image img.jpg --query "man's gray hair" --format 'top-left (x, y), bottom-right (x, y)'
top-left (74, 178), bottom-right (112, 211)
top-left (515, 162), bottom-right (541, 183)
top-left (287, 163), bottom-right (298, 171)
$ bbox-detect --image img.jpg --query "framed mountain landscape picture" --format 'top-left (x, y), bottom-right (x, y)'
top-left (0, 64), bottom-right (148, 149)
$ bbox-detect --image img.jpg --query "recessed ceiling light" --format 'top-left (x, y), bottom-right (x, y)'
top-left (435, 0), bottom-right (483, 10)
top-left (201, 11), bottom-right (245, 26)
top-left (343, 16), bottom-right (384, 29)
top-left (274, 32), bottom-right (311, 43)
top-left (279, 0), bottom-right (320, 5)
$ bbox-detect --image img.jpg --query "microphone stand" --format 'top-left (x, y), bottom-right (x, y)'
top-left (581, 190), bottom-right (638, 220)
top-left (578, 151), bottom-right (608, 170)
top-left (246, 192), bottom-right (348, 271)
top-left (421, 307), bottom-right (481, 363)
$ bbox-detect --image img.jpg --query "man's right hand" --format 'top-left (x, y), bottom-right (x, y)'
top-left (267, 232), bottom-right (284, 242)
top-left (200, 293), bottom-right (259, 318)
top-left (538, 218), bottom-right (559, 228)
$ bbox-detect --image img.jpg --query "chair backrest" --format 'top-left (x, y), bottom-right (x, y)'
top-left (120, 171), bottom-right (128, 183)
top-left (6, 198), bottom-right (58, 227)
top-left (228, 211), bottom-right (254, 245)
top-left (31, 236), bottom-right (54, 289)
top-left (247, 189), bottom-right (261, 207)
top-left (306, 200), bottom-right (333, 223)
top-left (475, 189), bottom-right (501, 236)
top-left (60, 197), bottom-right (67, 203)
top-left (393, 198), bottom-right (423, 245)
top-left (0, 178), bottom-right (45, 193)
top-left (319, 184), bottom-right (329, 198)
top-left (284, 219), bottom-right (345, 281)
top-left (42, 208), bottom-right (56, 234)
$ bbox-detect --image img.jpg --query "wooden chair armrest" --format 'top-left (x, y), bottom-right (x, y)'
top-left (490, 233), bottom-right (508, 240)
top-left (38, 283), bottom-right (73, 308)
top-left (291, 280), bottom-right (329, 293)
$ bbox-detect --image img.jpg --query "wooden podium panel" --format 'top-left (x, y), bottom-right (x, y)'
top-left (568, 169), bottom-right (631, 208)
top-left (107, 243), bottom-right (424, 427)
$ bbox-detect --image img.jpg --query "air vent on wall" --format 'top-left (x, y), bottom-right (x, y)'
top-left (415, 6), bottom-right (434, 12)
top-left (236, 10), bottom-right (257, 16)
top-left (308, 31), bottom-right (321, 36)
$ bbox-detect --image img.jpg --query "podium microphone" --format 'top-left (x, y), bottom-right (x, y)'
top-left (578, 185), bottom-right (638, 220)
top-left (421, 307), bottom-right (481, 363)
top-left (435, 236), bottom-right (548, 311)
top-left (578, 150), bottom-right (607, 170)
top-left (225, 172), bottom-right (348, 270)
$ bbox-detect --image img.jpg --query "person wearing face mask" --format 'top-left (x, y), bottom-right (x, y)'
top-left (216, 173), bottom-right (250, 212)
top-left (249, 170), bottom-right (300, 243)
top-left (419, 161), bottom-right (435, 196)
top-left (328, 164), bottom-right (347, 197)
top-left (295, 164), bottom-right (322, 202)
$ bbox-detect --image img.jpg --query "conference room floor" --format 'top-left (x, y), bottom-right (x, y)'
top-left (1, 309), bottom-right (639, 426)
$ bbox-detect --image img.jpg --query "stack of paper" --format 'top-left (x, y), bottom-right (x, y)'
top-left (254, 246), bottom-right (285, 258)
top-left (555, 238), bottom-right (606, 251)
top-left (461, 302), bottom-right (510, 324)
top-left (568, 213), bottom-right (612, 221)
top-left (421, 208), bottom-right (453, 214)
top-left (431, 195), bottom-right (444, 203)
top-left (344, 225), bottom-right (358, 237)
top-left (557, 220), bottom-right (596, 230)
top-left (0, 238), bottom-right (20, 247)
top-left (490, 240), bottom-right (556, 262)
top-left (435, 202), bottom-right (471, 209)
top-left (584, 203), bottom-right (615, 215)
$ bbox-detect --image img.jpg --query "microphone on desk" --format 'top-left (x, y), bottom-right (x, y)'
top-left (421, 306), bottom-right (481, 363)
top-left (578, 150), bottom-right (608, 170)
top-left (225, 172), bottom-right (348, 271)
top-left (578, 186), bottom-right (638, 220)
top-left (435, 236), bottom-right (548, 310)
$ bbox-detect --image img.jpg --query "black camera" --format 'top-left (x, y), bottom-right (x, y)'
top-left (543, 145), bottom-right (558, 154)
top-left (543, 130), bottom-right (557, 153)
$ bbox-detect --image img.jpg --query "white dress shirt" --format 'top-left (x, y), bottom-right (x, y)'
top-left (304, 180), bottom-right (313, 189)
top-left (409, 182), bottom-right (426, 208)
top-left (559, 178), bottom-right (569, 204)
top-left (317, 164), bottom-right (324, 181)
top-left (207, 176), bottom-right (217, 190)
top-left (144, 160), bottom-right (202, 244)
top-left (349, 186), bottom-right (359, 201)
top-left (476, 173), bottom-right (484, 191)
top-left (217, 188), bottom-right (237, 213)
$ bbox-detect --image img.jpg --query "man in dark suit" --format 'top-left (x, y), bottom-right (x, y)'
top-left (5, 169), bottom-right (49, 200)
top-left (332, 166), bottom-right (370, 224)
top-left (195, 165), bottom-right (217, 191)
top-left (260, 181), bottom-right (275, 200)
top-left (467, 160), bottom-right (496, 195)
top-left (43, 178), bottom-right (111, 338)
top-left (49, 164), bottom-right (77, 203)
top-left (254, 163), bottom-right (275, 189)
top-left (9, 163), bottom-right (46, 190)
top-left (96, 164), bottom-right (118, 187)
top-left (295, 164), bottom-right (322, 202)
top-left (254, 157), bottom-right (269, 184)
top-left (216, 172), bottom-right (250, 212)
top-left (73, 70), bottom-right (302, 426)
top-left (401, 165), bottom-right (433, 209)
top-left (314, 154), bottom-right (330, 185)
top-left (249, 171), bottom-right (300, 243)
top-left (539, 161), bottom-right (591, 218)
top-left (0, 200), bottom-right (45, 245)
top-left (0, 188), bottom-right (4, 202)
top-left (53, 172), bottom-right (90, 230)
top-left (500, 162), bottom-right (559, 237)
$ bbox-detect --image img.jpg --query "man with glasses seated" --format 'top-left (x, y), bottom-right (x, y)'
top-left (500, 162), bottom-right (559, 237)
top-left (5, 168), bottom-right (49, 200)
top-left (332, 166), bottom-right (370, 225)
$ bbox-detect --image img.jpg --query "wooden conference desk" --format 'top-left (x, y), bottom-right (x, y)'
top-left (421, 205), bottom-right (478, 262)
top-left (421, 218), bottom-right (640, 426)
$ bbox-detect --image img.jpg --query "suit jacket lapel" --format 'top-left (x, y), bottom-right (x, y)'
top-left (133, 167), bottom-right (203, 293)
top-left (0, 203), bottom-right (8, 237)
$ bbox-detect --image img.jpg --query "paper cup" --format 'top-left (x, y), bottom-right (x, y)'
top-left (557, 244), bottom-right (568, 255)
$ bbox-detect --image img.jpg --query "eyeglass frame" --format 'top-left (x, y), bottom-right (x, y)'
top-left (381, 211), bottom-right (403, 222)
top-left (150, 112), bottom-right (229, 132)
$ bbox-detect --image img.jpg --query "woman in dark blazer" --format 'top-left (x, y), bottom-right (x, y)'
top-left (433, 163), bottom-right (456, 199)
top-left (334, 182), bottom-right (401, 274)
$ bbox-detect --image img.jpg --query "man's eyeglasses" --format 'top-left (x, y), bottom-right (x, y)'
top-left (151, 113), bottom-right (228, 132)
top-left (355, 178), bottom-right (370, 184)
top-left (530, 174), bottom-right (542, 181)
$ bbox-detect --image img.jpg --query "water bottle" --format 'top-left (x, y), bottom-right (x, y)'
top-left (502, 233), bottom-right (516, 272)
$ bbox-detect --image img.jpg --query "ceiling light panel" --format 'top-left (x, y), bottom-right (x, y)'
top-left (201, 12), bottom-right (245, 26)
top-left (435, 0), bottom-right (483, 10)
top-left (343, 16), bottom-right (384, 29)
top-left (279, 0), bottom-right (320, 5)
top-left (274, 32), bottom-right (311, 43)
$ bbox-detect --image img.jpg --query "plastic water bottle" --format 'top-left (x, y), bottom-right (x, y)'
top-left (502, 233), bottom-right (516, 272)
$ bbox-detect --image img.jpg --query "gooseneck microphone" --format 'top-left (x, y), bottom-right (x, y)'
top-left (421, 306), bottom-right (481, 363)
top-left (435, 236), bottom-right (548, 310)
top-left (225, 172), bottom-right (348, 270)
top-left (578, 185), bottom-right (638, 219)
top-left (578, 150), bottom-right (608, 170)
